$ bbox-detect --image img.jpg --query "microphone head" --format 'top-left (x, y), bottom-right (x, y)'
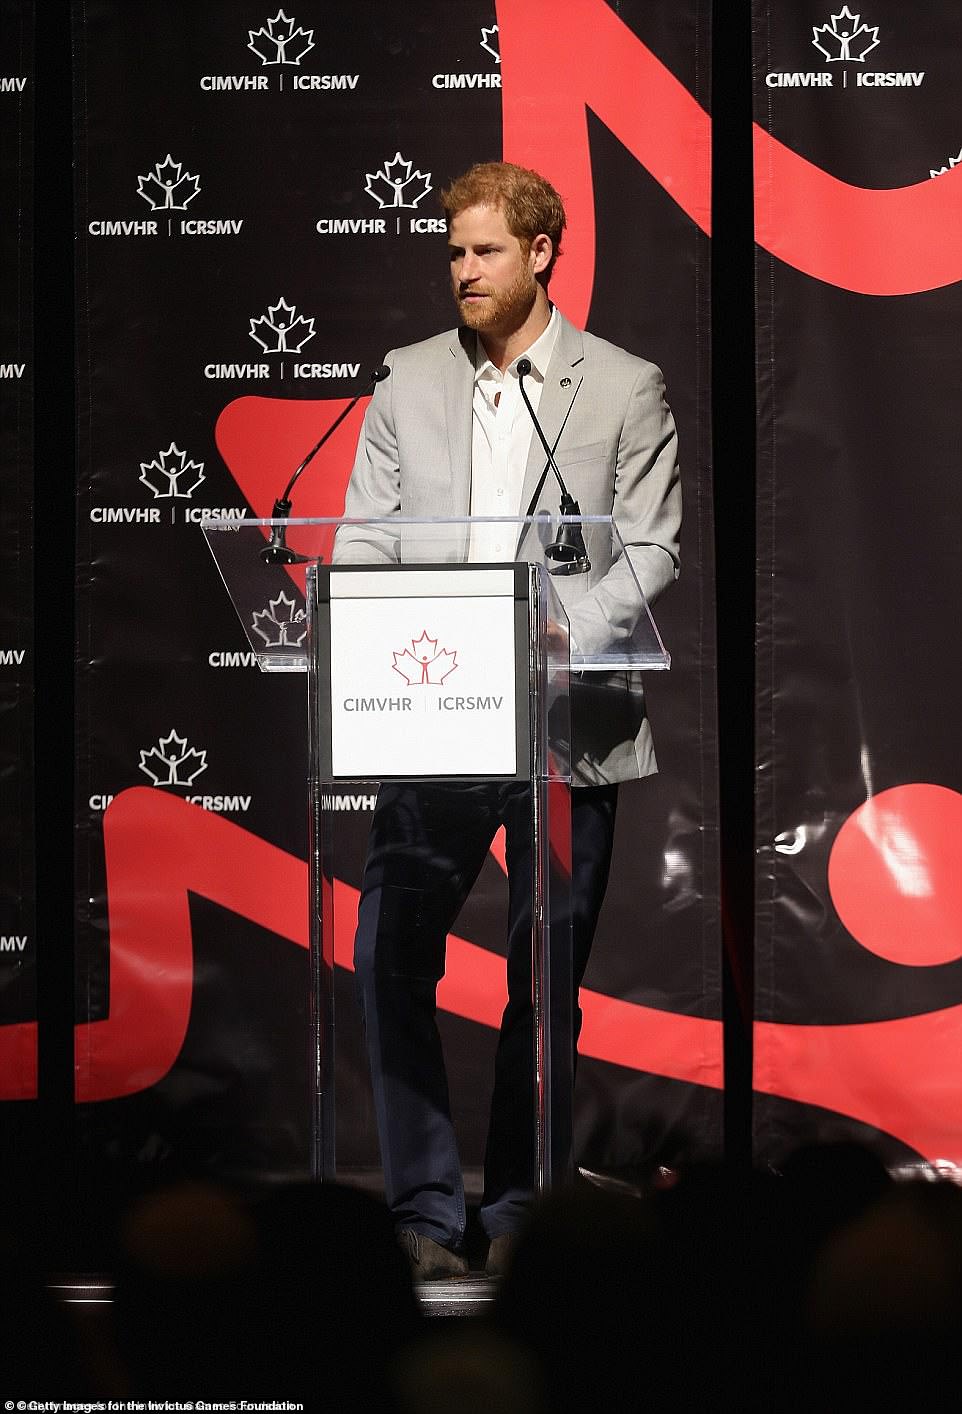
top-left (516, 357), bottom-right (532, 377)
top-left (370, 364), bottom-right (391, 383)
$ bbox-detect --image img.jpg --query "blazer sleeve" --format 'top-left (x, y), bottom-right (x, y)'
top-left (332, 352), bottom-right (401, 564)
top-left (566, 360), bottom-right (681, 657)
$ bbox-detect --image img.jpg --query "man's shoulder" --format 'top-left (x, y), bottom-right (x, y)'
top-left (385, 327), bottom-right (466, 371)
top-left (576, 325), bottom-right (663, 383)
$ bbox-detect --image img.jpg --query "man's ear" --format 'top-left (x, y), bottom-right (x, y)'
top-left (530, 233), bottom-right (552, 276)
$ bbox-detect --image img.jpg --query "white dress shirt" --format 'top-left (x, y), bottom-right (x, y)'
top-left (468, 307), bottom-right (561, 562)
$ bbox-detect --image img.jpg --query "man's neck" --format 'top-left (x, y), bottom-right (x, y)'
top-left (479, 290), bottom-right (552, 373)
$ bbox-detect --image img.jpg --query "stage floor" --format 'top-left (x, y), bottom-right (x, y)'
top-left (50, 1270), bottom-right (500, 1319)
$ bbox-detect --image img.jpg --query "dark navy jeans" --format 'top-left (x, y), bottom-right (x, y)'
top-left (353, 780), bottom-right (618, 1251)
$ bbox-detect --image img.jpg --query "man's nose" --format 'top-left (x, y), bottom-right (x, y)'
top-left (459, 252), bottom-right (481, 282)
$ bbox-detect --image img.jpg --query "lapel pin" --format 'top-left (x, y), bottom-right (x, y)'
top-left (560, 376), bottom-right (571, 388)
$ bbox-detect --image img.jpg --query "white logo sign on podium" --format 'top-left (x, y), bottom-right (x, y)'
top-left (326, 567), bottom-right (522, 778)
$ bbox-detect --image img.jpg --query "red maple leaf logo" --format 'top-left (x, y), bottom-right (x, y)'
top-left (392, 630), bottom-right (458, 686)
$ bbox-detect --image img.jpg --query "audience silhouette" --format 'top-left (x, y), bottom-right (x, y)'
top-left (3, 1149), bottom-right (961, 1410)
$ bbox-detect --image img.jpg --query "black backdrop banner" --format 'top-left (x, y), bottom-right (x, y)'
top-left (752, 0), bottom-right (962, 1168)
top-left (0, 0), bottom-right (34, 1092)
top-left (57, 0), bottom-right (718, 1194)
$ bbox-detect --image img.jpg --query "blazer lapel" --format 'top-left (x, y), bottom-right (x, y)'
top-left (517, 313), bottom-right (585, 517)
top-left (443, 328), bottom-right (474, 518)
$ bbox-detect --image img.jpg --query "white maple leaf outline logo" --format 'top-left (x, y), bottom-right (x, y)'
top-left (136, 154), bottom-right (202, 211)
top-left (812, 6), bottom-right (880, 62)
top-left (930, 148), bottom-right (962, 179)
top-left (480, 25), bottom-right (500, 64)
top-left (364, 153), bottom-right (433, 210)
top-left (251, 591), bottom-right (307, 647)
top-left (139, 443), bottom-right (206, 499)
top-left (138, 730), bottom-right (208, 787)
top-left (248, 9), bottom-right (315, 66)
top-left (249, 297), bottom-right (316, 354)
top-left (392, 630), bottom-right (458, 686)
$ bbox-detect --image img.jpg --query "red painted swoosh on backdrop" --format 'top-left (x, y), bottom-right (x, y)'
top-left (753, 133), bottom-right (962, 296)
top-left (496, 0), bottom-right (962, 299)
top-left (497, 0), bottom-right (711, 325)
top-left (753, 1006), bottom-right (962, 1162)
top-left (215, 394), bottom-right (367, 527)
top-left (4, 788), bottom-right (961, 1163)
top-left (0, 789), bottom-right (723, 1102)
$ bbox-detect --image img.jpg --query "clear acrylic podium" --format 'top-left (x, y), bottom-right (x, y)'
top-left (203, 514), bottom-right (668, 1193)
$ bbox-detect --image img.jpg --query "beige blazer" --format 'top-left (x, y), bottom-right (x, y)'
top-left (334, 312), bottom-right (681, 785)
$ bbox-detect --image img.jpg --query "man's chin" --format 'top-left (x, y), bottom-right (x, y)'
top-left (457, 299), bottom-right (497, 330)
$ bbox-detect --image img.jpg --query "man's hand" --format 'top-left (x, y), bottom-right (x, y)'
top-left (545, 617), bottom-right (571, 659)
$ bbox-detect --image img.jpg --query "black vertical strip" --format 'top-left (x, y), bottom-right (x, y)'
top-left (0, 0), bottom-right (36, 1195)
top-left (750, 0), bottom-right (776, 1166)
top-left (712, 0), bottom-right (756, 1167)
top-left (0, 5), bottom-right (34, 982)
top-left (34, 0), bottom-right (76, 1248)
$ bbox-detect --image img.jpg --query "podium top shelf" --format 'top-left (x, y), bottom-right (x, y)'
top-left (203, 514), bottom-right (670, 674)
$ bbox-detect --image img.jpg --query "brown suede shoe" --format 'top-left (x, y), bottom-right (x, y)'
top-left (397, 1228), bottom-right (469, 1281)
top-left (484, 1233), bottom-right (518, 1278)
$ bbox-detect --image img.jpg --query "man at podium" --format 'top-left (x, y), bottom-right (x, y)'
top-left (334, 162), bottom-right (681, 1279)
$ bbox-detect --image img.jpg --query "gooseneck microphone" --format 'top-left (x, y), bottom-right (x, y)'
top-left (260, 364), bottom-right (391, 564)
top-left (516, 357), bottom-right (590, 576)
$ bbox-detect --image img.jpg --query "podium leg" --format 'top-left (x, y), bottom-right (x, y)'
top-left (531, 775), bottom-right (575, 1195)
top-left (532, 768), bottom-right (550, 1194)
top-left (529, 572), bottom-right (574, 1195)
top-left (308, 581), bottom-right (335, 1182)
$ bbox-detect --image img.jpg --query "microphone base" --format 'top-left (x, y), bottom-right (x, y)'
top-left (259, 544), bottom-right (309, 565)
top-left (547, 554), bottom-right (591, 577)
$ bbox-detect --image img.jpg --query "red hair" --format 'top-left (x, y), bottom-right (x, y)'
top-left (440, 162), bottom-right (566, 284)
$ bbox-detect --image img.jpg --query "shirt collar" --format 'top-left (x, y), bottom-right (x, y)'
top-left (474, 305), bottom-right (560, 385)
